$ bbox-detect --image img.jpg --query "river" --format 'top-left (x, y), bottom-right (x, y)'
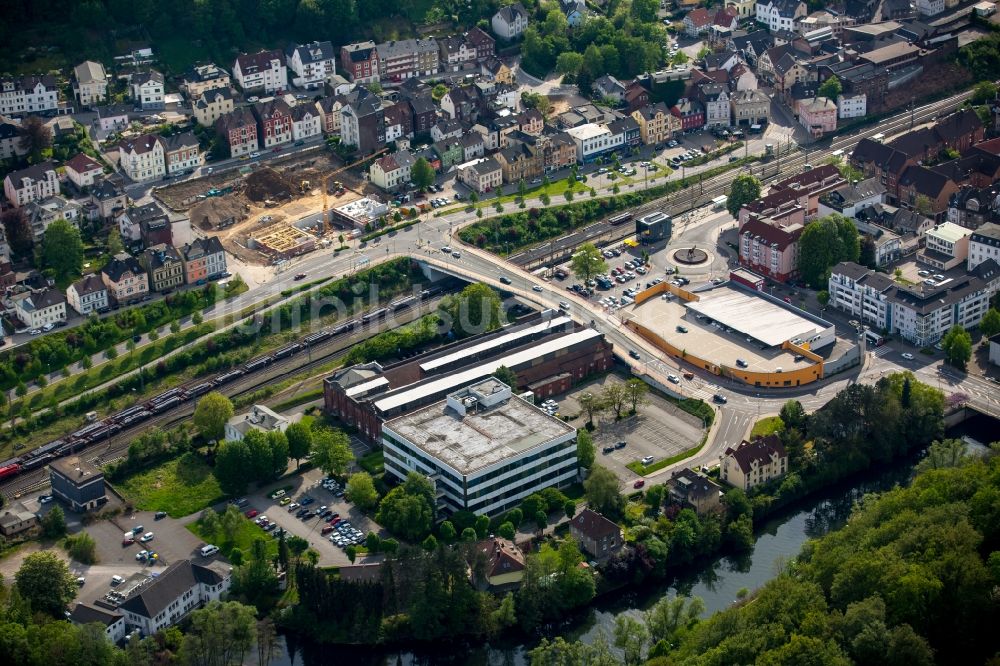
top-left (270, 414), bottom-right (995, 666)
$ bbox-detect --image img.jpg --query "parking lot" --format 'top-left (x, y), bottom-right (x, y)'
top-left (239, 466), bottom-right (385, 566)
top-left (557, 374), bottom-right (704, 484)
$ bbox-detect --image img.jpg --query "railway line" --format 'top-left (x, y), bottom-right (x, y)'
top-left (0, 287), bottom-right (451, 500)
top-left (509, 89), bottom-right (973, 269)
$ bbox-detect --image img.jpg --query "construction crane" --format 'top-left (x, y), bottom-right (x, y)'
top-left (321, 147), bottom-right (389, 235)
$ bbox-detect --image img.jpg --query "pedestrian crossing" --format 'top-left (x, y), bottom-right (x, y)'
top-left (871, 345), bottom-right (894, 359)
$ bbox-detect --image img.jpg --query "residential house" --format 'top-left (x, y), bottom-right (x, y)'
top-left (756, 0), bottom-right (807, 32)
top-left (90, 178), bottom-right (128, 220)
top-left (667, 468), bottom-right (722, 515)
top-left (15, 289), bottom-right (66, 329)
top-left (383, 102), bottom-right (413, 142)
top-left (316, 96), bottom-right (345, 135)
top-left (851, 138), bottom-right (917, 204)
top-left (713, 6), bottom-right (740, 30)
top-left (837, 93), bottom-right (866, 119)
top-left (594, 75), bottom-right (628, 103)
top-left (765, 163), bottom-right (846, 218)
top-left (703, 50), bottom-right (740, 73)
top-left (182, 64), bottom-right (231, 100)
top-left (0, 75), bottom-right (60, 116)
top-left (130, 201), bottom-right (173, 249)
top-left (855, 220), bottom-right (903, 266)
top-left (4, 161), bottom-right (59, 207)
top-left (23, 196), bottom-right (82, 240)
top-left (130, 71), bottom-right (164, 110)
top-left (481, 57), bottom-right (514, 85)
top-left (215, 107), bottom-right (259, 158)
top-left (96, 104), bottom-right (130, 133)
top-left (968, 223), bottom-right (1000, 271)
top-left (291, 105), bottom-right (322, 141)
top-left (408, 95), bottom-right (437, 136)
top-left (440, 86), bottom-right (479, 123)
top-left (918, 221), bottom-right (973, 270)
top-left (516, 109), bottom-right (544, 135)
top-left (340, 42), bottom-right (380, 84)
top-left (66, 274), bottom-right (109, 315)
top-left (63, 153), bottom-right (104, 190)
top-left (730, 88), bottom-right (770, 125)
top-left (252, 99), bottom-right (293, 149)
top-left (457, 157), bottom-right (503, 193)
top-left (460, 132), bottom-right (486, 161)
top-left (607, 116), bottom-right (642, 149)
top-left (569, 509), bottom-right (622, 561)
top-left (472, 537), bottom-right (526, 591)
top-left (0, 117), bottom-right (24, 160)
top-left (72, 61), bottom-right (107, 107)
top-left (544, 131), bottom-right (578, 171)
top-left (721, 435), bottom-right (788, 490)
top-left (193, 87), bottom-right (234, 127)
top-left (818, 177), bottom-right (886, 219)
top-left (438, 35), bottom-right (478, 72)
top-left (560, 0), bottom-right (588, 26)
top-left (492, 3), bottom-right (529, 40)
top-left (431, 118), bottom-right (464, 142)
top-left (0, 504), bottom-right (38, 538)
top-left (632, 103), bottom-right (676, 145)
top-left (738, 212), bottom-right (804, 282)
top-left (624, 81), bottom-right (651, 112)
top-left (339, 87), bottom-right (386, 153)
top-left (898, 165), bottom-right (959, 219)
top-left (729, 62), bottom-right (759, 91)
top-left (951, 187), bottom-right (1000, 231)
top-left (377, 39), bottom-right (440, 82)
top-left (684, 8), bottom-right (713, 36)
top-left (798, 96), bottom-right (837, 138)
top-left (671, 98), bottom-right (705, 131)
top-left (325, 73), bottom-right (353, 96)
top-left (119, 559), bottom-right (232, 637)
top-left (727, 0), bottom-right (758, 17)
top-left (69, 605), bottom-right (126, 645)
top-left (286, 41), bottom-right (337, 90)
top-left (433, 140), bottom-right (464, 170)
top-left (495, 143), bottom-right (544, 183)
top-left (465, 27), bottom-right (497, 61)
top-left (226, 405), bottom-right (290, 442)
top-left (139, 243), bottom-right (185, 293)
top-left (163, 132), bottom-right (201, 175)
top-left (369, 150), bottom-right (416, 191)
top-left (233, 50), bottom-right (287, 94)
top-left (698, 83), bottom-right (731, 128)
top-left (102, 252), bottom-right (149, 303)
top-left (916, 0), bottom-right (945, 15)
top-left (565, 123), bottom-right (615, 163)
top-left (118, 134), bottom-right (165, 182)
top-left (179, 236), bottom-right (227, 284)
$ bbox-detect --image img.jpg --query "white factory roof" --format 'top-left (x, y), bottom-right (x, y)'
top-left (685, 287), bottom-right (822, 347)
top-left (926, 222), bottom-right (973, 244)
top-left (385, 378), bottom-right (574, 475)
top-left (345, 376), bottom-right (390, 397)
top-left (564, 123), bottom-right (611, 141)
top-left (419, 316), bottom-right (572, 372)
top-left (373, 328), bottom-right (602, 413)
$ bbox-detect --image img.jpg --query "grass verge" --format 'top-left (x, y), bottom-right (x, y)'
top-left (117, 453), bottom-right (224, 518)
top-left (187, 514), bottom-right (279, 561)
top-left (270, 389), bottom-right (324, 412)
top-left (750, 416), bottom-right (784, 438)
top-left (359, 450), bottom-right (384, 476)
top-left (626, 438), bottom-right (706, 476)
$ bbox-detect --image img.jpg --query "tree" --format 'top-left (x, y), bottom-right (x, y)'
top-left (940, 325), bottom-right (972, 370)
top-left (576, 429), bottom-right (595, 469)
top-left (625, 378), bottom-right (649, 414)
top-left (521, 91), bottom-right (552, 116)
top-left (564, 499), bottom-right (577, 518)
top-left (66, 532), bottom-right (98, 564)
top-left (439, 282), bottom-right (504, 338)
top-left (556, 51), bottom-right (584, 75)
top-left (439, 520), bottom-right (457, 543)
top-left (285, 422), bottom-right (312, 469)
top-left (859, 236), bottom-right (877, 268)
top-left (345, 471), bottom-right (379, 510)
top-left (194, 392), bottom-right (234, 441)
top-left (798, 213), bottom-right (860, 289)
top-left (818, 75), bottom-right (842, 101)
top-left (913, 194), bottom-right (934, 217)
top-left (697, 45), bottom-right (713, 60)
top-left (107, 229), bottom-right (124, 255)
top-left (14, 551), bottom-right (77, 617)
top-left (41, 219), bottom-right (84, 285)
top-left (474, 514), bottom-right (490, 538)
top-left (376, 472), bottom-right (434, 541)
top-left (645, 595), bottom-right (706, 646)
top-left (460, 527), bottom-right (478, 542)
top-left (779, 400), bottom-right (807, 432)
top-left (497, 521), bottom-right (516, 540)
top-left (578, 391), bottom-right (606, 425)
top-left (979, 308), bottom-right (1000, 338)
top-left (215, 439), bottom-right (250, 496)
top-left (310, 427), bottom-right (354, 477)
top-left (178, 600), bottom-right (257, 666)
top-left (614, 614), bottom-right (649, 666)
top-left (571, 243), bottom-right (608, 281)
top-left (1, 208), bottom-right (34, 259)
top-left (41, 505), bottom-right (66, 539)
top-left (971, 80), bottom-right (998, 105)
top-left (602, 381), bottom-right (629, 419)
top-left (584, 464), bottom-right (623, 516)
top-left (726, 172), bottom-right (763, 218)
top-left (411, 157), bottom-right (435, 191)
top-left (432, 84), bottom-right (448, 101)
top-left (494, 365), bottom-right (519, 390)
top-left (220, 504), bottom-right (243, 544)
top-left (17, 115), bottom-right (53, 161)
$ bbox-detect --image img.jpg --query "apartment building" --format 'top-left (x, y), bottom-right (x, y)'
top-left (377, 39), bottom-right (440, 82)
top-left (182, 63), bottom-right (231, 99)
top-left (130, 71), bottom-right (164, 110)
top-left (15, 289), bottom-right (67, 329)
top-left (0, 75), bottom-right (59, 116)
top-left (139, 244), bottom-right (185, 292)
top-left (118, 134), bottom-right (165, 183)
top-left (64, 153), bottom-right (104, 189)
top-left (163, 132), bottom-right (201, 175)
top-left (252, 99), bottom-right (293, 149)
top-left (457, 157), bottom-right (503, 193)
top-left (72, 61), bottom-right (108, 106)
top-left (66, 274), bottom-right (110, 315)
top-left (3, 161), bottom-right (60, 207)
top-left (215, 107), bottom-right (259, 158)
top-left (968, 223), bottom-right (1000, 271)
top-left (565, 123), bottom-right (614, 163)
top-left (179, 236), bottom-right (227, 284)
top-left (286, 41), bottom-right (337, 90)
top-left (101, 252), bottom-right (149, 304)
top-left (193, 87), bottom-right (234, 127)
top-left (340, 42), bottom-right (380, 84)
top-left (369, 150), bottom-right (415, 191)
top-left (721, 436), bottom-right (788, 490)
top-left (232, 50), bottom-right (287, 94)
top-left (918, 222), bottom-right (973, 271)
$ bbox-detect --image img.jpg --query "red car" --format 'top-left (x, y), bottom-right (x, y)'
top-left (633, 479), bottom-right (645, 489)
top-left (321, 525), bottom-right (334, 535)
top-left (294, 273), bottom-right (307, 281)
top-left (245, 509), bottom-right (259, 519)
top-left (783, 296), bottom-right (792, 303)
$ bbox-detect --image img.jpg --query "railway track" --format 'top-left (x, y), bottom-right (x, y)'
top-left (509, 90), bottom-right (973, 269)
top-left (0, 292), bottom-right (450, 500)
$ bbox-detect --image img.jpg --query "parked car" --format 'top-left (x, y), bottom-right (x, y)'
top-left (633, 479), bottom-right (645, 489)
top-left (713, 394), bottom-right (727, 404)
top-left (154, 511), bottom-right (167, 520)
top-left (629, 350), bottom-right (640, 359)
top-left (139, 532), bottom-right (154, 543)
top-left (901, 352), bottom-right (914, 360)
top-left (245, 509), bottom-right (259, 519)
top-left (614, 441), bottom-right (627, 450)
top-left (641, 456), bottom-right (654, 465)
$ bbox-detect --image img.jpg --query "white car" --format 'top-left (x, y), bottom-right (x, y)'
top-left (641, 456), bottom-right (655, 465)
top-left (247, 96), bottom-right (260, 103)
top-left (28, 329), bottom-right (42, 336)
top-left (249, 151), bottom-right (261, 158)
top-left (139, 532), bottom-right (154, 543)
top-left (668, 374), bottom-right (680, 384)
top-left (532, 285), bottom-right (543, 292)
top-left (901, 352), bottom-right (914, 360)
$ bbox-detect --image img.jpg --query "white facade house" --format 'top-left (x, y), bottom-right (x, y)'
top-left (968, 223), bottom-right (1000, 271)
top-left (369, 150), bottom-right (415, 191)
top-left (130, 71), bottom-right (165, 110)
top-left (756, 0), bottom-right (806, 32)
top-left (837, 93), bottom-right (867, 119)
top-left (225, 405), bottom-right (290, 442)
top-left (118, 134), bottom-right (166, 182)
top-left (492, 3), bottom-right (530, 40)
top-left (721, 436), bottom-right (788, 490)
top-left (15, 289), bottom-right (67, 329)
top-left (565, 123), bottom-right (615, 163)
top-left (0, 75), bottom-right (60, 116)
top-left (67, 274), bottom-right (110, 315)
top-left (72, 61), bottom-right (108, 106)
top-left (233, 50), bottom-right (287, 94)
top-left (96, 104), bottom-right (131, 132)
top-left (291, 105), bottom-right (323, 141)
top-left (118, 560), bottom-right (232, 637)
top-left (285, 41), bottom-right (337, 90)
top-left (916, 0), bottom-right (946, 15)
top-left (64, 153), bottom-right (104, 189)
top-left (382, 378), bottom-right (579, 516)
top-left (3, 161), bottom-right (60, 207)
top-left (69, 605), bottom-right (126, 644)
top-left (919, 222), bottom-right (973, 271)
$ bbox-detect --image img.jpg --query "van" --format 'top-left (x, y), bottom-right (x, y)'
top-left (200, 544), bottom-right (220, 557)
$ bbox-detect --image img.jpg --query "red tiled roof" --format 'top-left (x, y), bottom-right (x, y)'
top-left (570, 508), bottom-right (619, 540)
top-left (65, 153), bottom-right (102, 173)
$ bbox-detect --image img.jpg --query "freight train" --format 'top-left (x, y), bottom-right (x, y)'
top-left (0, 290), bottom-right (438, 484)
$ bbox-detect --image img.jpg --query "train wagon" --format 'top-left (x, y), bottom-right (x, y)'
top-left (0, 462), bottom-right (22, 481)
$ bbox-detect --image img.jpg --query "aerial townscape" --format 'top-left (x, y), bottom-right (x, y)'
top-left (1, 0), bottom-right (1000, 664)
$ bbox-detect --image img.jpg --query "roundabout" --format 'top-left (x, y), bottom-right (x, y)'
top-left (672, 247), bottom-right (709, 266)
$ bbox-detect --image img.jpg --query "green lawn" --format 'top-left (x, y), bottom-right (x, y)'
top-left (626, 438), bottom-right (706, 476)
top-left (359, 450), bottom-right (385, 476)
top-left (750, 416), bottom-right (784, 438)
top-left (187, 514), bottom-right (279, 561)
top-left (118, 453), bottom-right (224, 518)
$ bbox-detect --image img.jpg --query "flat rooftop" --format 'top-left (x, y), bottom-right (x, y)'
top-left (685, 287), bottom-right (824, 347)
top-left (385, 383), bottom-right (574, 476)
top-left (419, 315), bottom-right (572, 372)
top-left (627, 296), bottom-right (805, 373)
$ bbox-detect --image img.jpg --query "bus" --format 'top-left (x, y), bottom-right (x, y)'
top-left (864, 329), bottom-right (885, 347)
top-left (749, 124), bottom-right (763, 134)
top-left (608, 212), bottom-right (633, 226)
top-left (711, 195), bottom-right (727, 211)
top-left (871, 133), bottom-right (885, 143)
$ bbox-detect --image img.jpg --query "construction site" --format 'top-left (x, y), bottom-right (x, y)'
top-left (154, 149), bottom-right (379, 266)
